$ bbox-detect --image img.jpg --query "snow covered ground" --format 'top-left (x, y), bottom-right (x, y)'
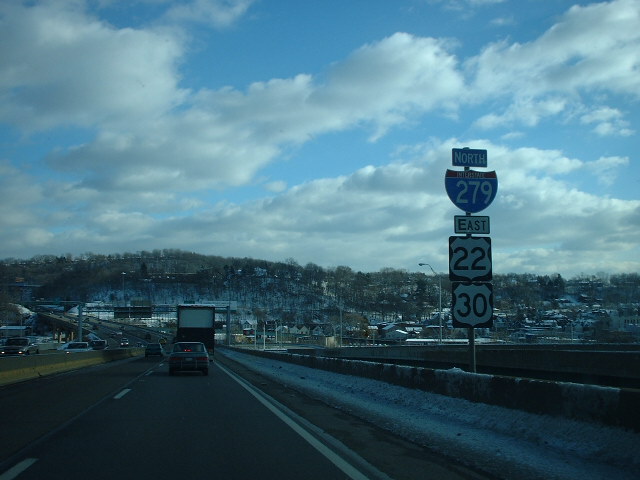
top-left (220, 349), bottom-right (640, 480)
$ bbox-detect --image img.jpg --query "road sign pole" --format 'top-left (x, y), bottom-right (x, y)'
top-left (468, 327), bottom-right (476, 373)
top-left (446, 148), bottom-right (496, 373)
top-left (465, 164), bottom-right (475, 373)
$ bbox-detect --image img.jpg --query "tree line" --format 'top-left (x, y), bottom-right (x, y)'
top-left (2, 250), bottom-right (639, 325)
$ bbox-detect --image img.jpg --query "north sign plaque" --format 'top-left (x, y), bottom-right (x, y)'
top-left (452, 148), bottom-right (487, 168)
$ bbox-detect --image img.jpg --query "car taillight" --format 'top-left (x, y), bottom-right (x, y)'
top-left (196, 356), bottom-right (208, 361)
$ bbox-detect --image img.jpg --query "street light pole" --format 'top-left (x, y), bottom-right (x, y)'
top-left (419, 263), bottom-right (442, 343)
top-left (339, 304), bottom-right (343, 347)
top-left (121, 272), bottom-right (126, 306)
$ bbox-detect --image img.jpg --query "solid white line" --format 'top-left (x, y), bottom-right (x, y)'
top-left (217, 363), bottom-right (375, 480)
top-left (0, 458), bottom-right (38, 480)
top-left (113, 388), bottom-right (131, 399)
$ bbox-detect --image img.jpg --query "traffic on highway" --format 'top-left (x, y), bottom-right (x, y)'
top-left (0, 316), bottom-right (170, 357)
top-left (0, 344), bottom-right (457, 480)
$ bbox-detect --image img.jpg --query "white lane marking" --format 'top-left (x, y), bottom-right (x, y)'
top-left (0, 458), bottom-right (38, 480)
top-left (113, 388), bottom-right (131, 400)
top-left (218, 363), bottom-right (376, 480)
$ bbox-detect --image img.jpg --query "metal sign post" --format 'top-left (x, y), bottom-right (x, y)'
top-left (445, 147), bottom-right (496, 373)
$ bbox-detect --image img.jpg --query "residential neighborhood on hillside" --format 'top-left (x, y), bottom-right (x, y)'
top-left (2, 251), bottom-right (639, 344)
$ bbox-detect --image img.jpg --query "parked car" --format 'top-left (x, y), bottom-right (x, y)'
top-left (90, 339), bottom-right (108, 350)
top-left (145, 343), bottom-right (164, 357)
top-left (168, 342), bottom-right (209, 376)
top-left (63, 341), bottom-right (92, 353)
top-left (0, 337), bottom-right (40, 356)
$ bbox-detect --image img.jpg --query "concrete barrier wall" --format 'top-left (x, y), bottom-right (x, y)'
top-left (231, 348), bottom-right (640, 432)
top-left (309, 345), bottom-right (640, 386)
top-left (0, 348), bottom-right (143, 386)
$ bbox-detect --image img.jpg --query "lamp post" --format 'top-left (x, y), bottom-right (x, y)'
top-left (339, 303), bottom-right (343, 347)
top-left (419, 263), bottom-right (442, 343)
top-left (121, 272), bottom-right (126, 306)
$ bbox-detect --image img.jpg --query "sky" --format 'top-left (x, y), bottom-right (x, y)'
top-left (1, 0), bottom-right (639, 278)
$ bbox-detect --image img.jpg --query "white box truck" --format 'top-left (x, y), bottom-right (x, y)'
top-left (175, 305), bottom-right (216, 354)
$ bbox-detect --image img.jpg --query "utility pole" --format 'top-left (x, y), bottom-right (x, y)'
top-left (418, 263), bottom-right (442, 343)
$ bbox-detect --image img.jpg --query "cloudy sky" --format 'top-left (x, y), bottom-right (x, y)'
top-left (1, 0), bottom-right (639, 277)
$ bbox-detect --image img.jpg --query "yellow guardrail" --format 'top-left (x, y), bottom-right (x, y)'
top-left (0, 348), bottom-right (144, 386)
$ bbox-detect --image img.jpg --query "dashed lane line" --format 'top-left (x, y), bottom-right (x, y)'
top-left (0, 458), bottom-right (38, 480)
top-left (113, 388), bottom-right (131, 400)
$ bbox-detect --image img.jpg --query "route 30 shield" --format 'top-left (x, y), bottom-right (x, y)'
top-left (451, 282), bottom-right (494, 328)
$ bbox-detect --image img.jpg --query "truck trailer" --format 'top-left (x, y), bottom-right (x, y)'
top-left (175, 304), bottom-right (216, 354)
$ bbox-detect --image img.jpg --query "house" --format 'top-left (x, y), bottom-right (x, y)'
top-left (379, 323), bottom-right (410, 341)
top-left (310, 324), bottom-right (333, 337)
top-left (290, 324), bottom-right (310, 336)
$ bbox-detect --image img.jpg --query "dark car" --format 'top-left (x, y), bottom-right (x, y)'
top-left (90, 339), bottom-right (108, 350)
top-left (120, 338), bottom-right (130, 347)
top-left (168, 342), bottom-right (209, 376)
top-left (63, 341), bottom-right (92, 353)
top-left (0, 337), bottom-right (40, 356)
top-left (145, 343), bottom-right (164, 357)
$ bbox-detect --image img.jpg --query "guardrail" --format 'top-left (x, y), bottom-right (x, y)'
top-left (0, 348), bottom-right (144, 386)
top-left (228, 346), bottom-right (640, 432)
top-left (289, 343), bottom-right (640, 389)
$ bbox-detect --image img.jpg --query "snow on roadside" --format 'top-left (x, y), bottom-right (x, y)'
top-left (220, 349), bottom-right (640, 480)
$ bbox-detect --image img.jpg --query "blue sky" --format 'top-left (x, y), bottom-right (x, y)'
top-left (1, 0), bottom-right (639, 277)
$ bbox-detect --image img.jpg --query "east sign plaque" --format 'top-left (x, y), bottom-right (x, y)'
top-left (454, 215), bottom-right (490, 235)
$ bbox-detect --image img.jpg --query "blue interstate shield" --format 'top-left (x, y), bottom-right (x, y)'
top-left (445, 169), bottom-right (498, 214)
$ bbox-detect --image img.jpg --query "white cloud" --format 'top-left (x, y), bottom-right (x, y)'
top-left (466, 0), bottom-right (640, 128)
top-left (14, 139), bottom-right (639, 276)
top-left (490, 15), bottom-right (515, 27)
top-left (37, 32), bottom-right (465, 199)
top-left (196, 142), bottom-right (638, 275)
top-left (580, 107), bottom-right (635, 137)
top-left (1, 1), bottom-right (638, 277)
top-left (0, 1), bottom-right (188, 132)
top-left (474, 97), bottom-right (568, 129)
top-left (316, 33), bottom-right (464, 140)
top-left (431, 0), bottom-right (506, 12)
top-left (164, 0), bottom-right (255, 28)
top-left (584, 156), bottom-right (629, 186)
top-left (264, 180), bottom-right (287, 193)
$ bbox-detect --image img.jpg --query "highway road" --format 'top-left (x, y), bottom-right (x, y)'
top-left (0, 353), bottom-right (489, 480)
